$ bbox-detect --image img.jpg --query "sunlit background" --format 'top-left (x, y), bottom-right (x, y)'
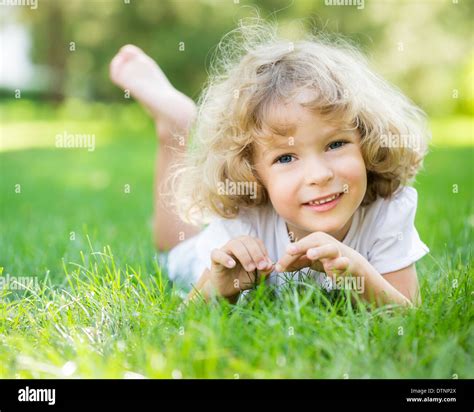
top-left (1, 0), bottom-right (473, 278)
top-left (1, 0), bottom-right (473, 381)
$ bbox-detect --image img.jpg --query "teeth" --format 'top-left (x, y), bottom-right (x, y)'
top-left (308, 193), bottom-right (340, 205)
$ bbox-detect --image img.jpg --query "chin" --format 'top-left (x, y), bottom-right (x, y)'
top-left (308, 223), bottom-right (340, 234)
top-left (299, 214), bottom-right (348, 235)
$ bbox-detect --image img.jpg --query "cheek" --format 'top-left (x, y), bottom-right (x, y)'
top-left (267, 173), bottom-right (291, 192)
top-left (265, 171), bottom-right (299, 205)
top-left (336, 152), bottom-right (367, 189)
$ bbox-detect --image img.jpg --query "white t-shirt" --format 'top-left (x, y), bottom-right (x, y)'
top-left (166, 186), bottom-right (430, 291)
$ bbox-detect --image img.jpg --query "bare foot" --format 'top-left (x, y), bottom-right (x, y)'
top-left (110, 44), bottom-right (196, 144)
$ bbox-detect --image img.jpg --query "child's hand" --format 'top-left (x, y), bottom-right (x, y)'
top-left (275, 231), bottom-right (362, 279)
top-left (209, 236), bottom-right (274, 298)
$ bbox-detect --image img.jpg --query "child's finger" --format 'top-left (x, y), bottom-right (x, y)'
top-left (276, 251), bottom-right (304, 272)
top-left (244, 237), bottom-right (273, 271)
top-left (306, 244), bottom-right (341, 261)
top-left (210, 248), bottom-right (237, 269)
top-left (226, 238), bottom-right (266, 272)
top-left (256, 267), bottom-right (274, 279)
top-left (224, 240), bottom-right (255, 272)
top-left (326, 256), bottom-right (350, 272)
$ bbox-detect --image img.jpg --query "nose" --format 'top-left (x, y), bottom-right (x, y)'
top-left (303, 155), bottom-right (334, 186)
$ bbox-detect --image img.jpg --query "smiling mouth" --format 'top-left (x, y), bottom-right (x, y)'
top-left (301, 192), bottom-right (344, 213)
top-left (303, 192), bottom-right (344, 206)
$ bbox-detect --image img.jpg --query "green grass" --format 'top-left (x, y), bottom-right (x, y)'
top-left (0, 101), bottom-right (473, 378)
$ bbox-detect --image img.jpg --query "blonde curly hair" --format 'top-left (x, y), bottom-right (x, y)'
top-left (165, 19), bottom-right (431, 227)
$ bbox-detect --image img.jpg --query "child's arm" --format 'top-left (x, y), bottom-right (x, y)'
top-left (351, 259), bottom-right (419, 307)
top-left (380, 264), bottom-right (421, 305)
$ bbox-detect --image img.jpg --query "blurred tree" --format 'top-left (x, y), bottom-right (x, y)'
top-left (8, 0), bottom-right (473, 116)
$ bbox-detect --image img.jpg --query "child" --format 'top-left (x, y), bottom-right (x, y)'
top-left (110, 23), bottom-right (430, 307)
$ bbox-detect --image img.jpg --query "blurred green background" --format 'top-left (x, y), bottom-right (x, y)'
top-left (0, 0), bottom-right (473, 282)
top-left (1, 0), bottom-right (473, 113)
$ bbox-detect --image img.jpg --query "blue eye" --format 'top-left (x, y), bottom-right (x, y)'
top-left (275, 154), bottom-right (294, 164)
top-left (328, 140), bottom-right (348, 150)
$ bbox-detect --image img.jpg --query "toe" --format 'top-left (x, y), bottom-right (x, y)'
top-left (109, 54), bottom-right (125, 78)
top-left (119, 44), bottom-right (143, 58)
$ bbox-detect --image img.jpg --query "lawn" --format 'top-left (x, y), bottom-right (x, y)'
top-left (0, 100), bottom-right (473, 378)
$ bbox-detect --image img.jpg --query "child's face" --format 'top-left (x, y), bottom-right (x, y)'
top-left (253, 102), bottom-right (367, 242)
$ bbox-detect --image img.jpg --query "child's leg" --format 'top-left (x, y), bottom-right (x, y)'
top-left (110, 45), bottom-right (200, 251)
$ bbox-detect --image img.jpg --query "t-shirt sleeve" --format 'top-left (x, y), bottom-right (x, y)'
top-left (368, 186), bottom-right (430, 274)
